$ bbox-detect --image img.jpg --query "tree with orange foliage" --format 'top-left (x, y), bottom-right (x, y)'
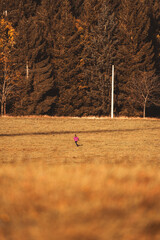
top-left (0, 17), bottom-right (20, 115)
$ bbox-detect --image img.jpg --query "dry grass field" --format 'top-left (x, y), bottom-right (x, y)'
top-left (0, 116), bottom-right (160, 240)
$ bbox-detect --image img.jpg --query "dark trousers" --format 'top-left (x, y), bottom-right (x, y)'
top-left (75, 141), bottom-right (79, 146)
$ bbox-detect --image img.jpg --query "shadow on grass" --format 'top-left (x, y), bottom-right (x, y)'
top-left (0, 127), bottom-right (160, 137)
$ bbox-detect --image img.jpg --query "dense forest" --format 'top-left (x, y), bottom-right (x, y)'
top-left (0, 0), bottom-right (160, 117)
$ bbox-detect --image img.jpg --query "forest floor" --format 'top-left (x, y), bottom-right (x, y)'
top-left (0, 117), bottom-right (160, 240)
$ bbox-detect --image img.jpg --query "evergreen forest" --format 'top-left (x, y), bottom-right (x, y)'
top-left (0, 0), bottom-right (160, 117)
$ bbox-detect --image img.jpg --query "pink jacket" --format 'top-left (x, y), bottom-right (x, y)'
top-left (74, 136), bottom-right (79, 142)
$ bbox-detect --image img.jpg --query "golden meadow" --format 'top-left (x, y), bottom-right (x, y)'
top-left (0, 117), bottom-right (160, 240)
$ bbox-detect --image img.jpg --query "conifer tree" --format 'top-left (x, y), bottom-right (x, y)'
top-left (0, 0), bottom-right (159, 117)
top-left (81, 0), bottom-right (119, 115)
top-left (117, 0), bottom-right (157, 116)
top-left (0, 0), bottom-right (38, 27)
top-left (0, 0), bottom-right (41, 115)
top-left (70, 0), bottom-right (84, 17)
top-left (53, 0), bottom-right (83, 116)
top-left (13, 14), bottom-right (57, 115)
top-left (144, 0), bottom-right (160, 74)
top-left (28, 18), bottom-right (57, 115)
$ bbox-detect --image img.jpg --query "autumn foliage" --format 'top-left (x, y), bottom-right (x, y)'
top-left (0, 17), bottom-right (21, 115)
top-left (0, 0), bottom-right (159, 117)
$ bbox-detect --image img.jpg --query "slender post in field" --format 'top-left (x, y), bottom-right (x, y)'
top-left (26, 60), bottom-right (29, 79)
top-left (3, 10), bottom-right (7, 17)
top-left (111, 65), bottom-right (114, 118)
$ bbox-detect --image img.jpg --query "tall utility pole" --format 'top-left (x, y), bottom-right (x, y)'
top-left (111, 65), bottom-right (114, 118)
top-left (3, 10), bottom-right (7, 17)
top-left (26, 60), bottom-right (29, 79)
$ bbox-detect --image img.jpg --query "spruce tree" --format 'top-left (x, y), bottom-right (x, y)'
top-left (53, 0), bottom-right (83, 116)
top-left (11, 16), bottom-right (31, 115)
top-left (81, 0), bottom-right (119, 115)
top-left (0, 0), bottom-right (38, 27)
top-left (14, 14), bottom-right (58, 115)
top-left (70, 0), bottom-right (84, 17)
top-left (144, 0), bottom-right (160, 74)
top-left (0, 0), bottom-right (41, 115)
top-left (28, 18), bottom-right (57, 115)
top-left (117, 0), bottom-right (157, 116)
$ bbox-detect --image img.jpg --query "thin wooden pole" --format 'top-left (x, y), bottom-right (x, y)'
top-left (111, 65), bottom-right (114, 118)
top-left (26, 61), bottom-right (29, 79)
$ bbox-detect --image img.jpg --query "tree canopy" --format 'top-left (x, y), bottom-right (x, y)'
top-left (0, 0), bottom-right (159, 117)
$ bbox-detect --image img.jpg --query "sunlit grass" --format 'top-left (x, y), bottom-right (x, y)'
top-left (0, 116), bottom-right (160, 240)
top-left (0, 116), bottom-right (159, 164)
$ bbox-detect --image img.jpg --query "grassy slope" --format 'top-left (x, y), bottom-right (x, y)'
top-left (0, 117), bottom-right (160, 164)
top-left (0, 117), bottom-right (160, 240)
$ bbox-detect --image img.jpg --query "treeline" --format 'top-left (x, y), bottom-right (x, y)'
top-left (0, 0), bottom-right (160, 117)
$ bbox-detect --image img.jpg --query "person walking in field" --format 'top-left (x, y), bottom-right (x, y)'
top-left (74, 134), bottom-right (79, 147)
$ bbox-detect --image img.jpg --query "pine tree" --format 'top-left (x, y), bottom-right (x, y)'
top-left (117, 0), bottom-right (157, 116)
top-left (80, 0), bottom-right (119, 115)
top-left (70, 0), bottom-right (84, 17)
top-left (144, 0), bottom-right (160, 74)
top-left (13, 14), bottom-right (58, 115)
top-left (52, 0), bottom-right (83, 116)
top-left (0, 0), bottom-right (41, 115)
top-left (0, 0), bottom-right (38, 27)
top-left (28, 19), bottom-right (57, 115)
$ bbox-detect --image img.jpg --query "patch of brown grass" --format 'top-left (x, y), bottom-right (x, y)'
top-left (0, 117), bottom-right (160, 239)
top-left (0, 164), bottom-right (160, 240)
top-left (0, 117), bottom-right (160, 165)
